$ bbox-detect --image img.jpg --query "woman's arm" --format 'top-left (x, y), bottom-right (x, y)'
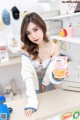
top-left (24, 77), bottom-right (38, 116)
top-left (53, 43), bottom-right (60, 57)
top-left (21, 54), bottom-right (38, 116)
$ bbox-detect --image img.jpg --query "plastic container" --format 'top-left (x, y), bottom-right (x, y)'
top-left (67, 24), bottom-right (74, 37)
top-left (53, 56), bottom-right (68, 79)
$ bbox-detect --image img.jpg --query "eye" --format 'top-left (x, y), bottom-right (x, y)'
top-left (34, 28), bottom-right (38, 32)
top-left (26, 32), bottom-right (30, 36)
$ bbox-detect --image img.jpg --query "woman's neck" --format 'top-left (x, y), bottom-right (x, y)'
top-left (38, 40), bottom-right (51, 49)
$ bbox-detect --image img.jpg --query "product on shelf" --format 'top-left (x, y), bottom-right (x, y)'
top-left (59, 28), bottom-right (67, 37)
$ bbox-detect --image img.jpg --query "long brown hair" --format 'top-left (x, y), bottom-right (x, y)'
top-left (21, 12), bottom-right (49, 59)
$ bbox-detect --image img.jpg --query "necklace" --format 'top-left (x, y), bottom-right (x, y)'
top-left (38, 52), bottom-right (53, 64)
top-left (38, 55), bottom-right (43, 64)
top-left (38, 43), bottom-right (54, 64)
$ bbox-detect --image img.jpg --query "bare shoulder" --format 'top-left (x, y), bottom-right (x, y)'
top-left (53, 42), bottom-right (60, 56)
top-left (54, 43), bottom-right (60, 50)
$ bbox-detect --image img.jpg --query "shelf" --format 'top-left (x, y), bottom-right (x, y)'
top-left (50, 35), bottom-right (80, 44)
top-left (44, 12), bottom-right (80, 21)
top-left (0, 57), bottom-right (21, 67)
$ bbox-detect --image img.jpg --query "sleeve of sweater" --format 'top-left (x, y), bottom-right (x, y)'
top-left (21, 55), bottom-right (38, 111)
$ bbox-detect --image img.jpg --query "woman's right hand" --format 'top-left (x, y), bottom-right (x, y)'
top-left (41, 84), bottom-right (45, 92)
top-left (24, 109), bottom-right (33, 116)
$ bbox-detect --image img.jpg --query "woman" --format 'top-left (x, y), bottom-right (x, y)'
top-left (21, 12), bottom-right (66, 116)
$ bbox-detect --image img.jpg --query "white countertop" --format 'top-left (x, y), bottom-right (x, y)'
top-left (6, 89), bottom-right (80, 120)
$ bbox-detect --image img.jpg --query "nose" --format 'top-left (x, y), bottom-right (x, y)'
top-left (31, 32), bottom-right (36, 38)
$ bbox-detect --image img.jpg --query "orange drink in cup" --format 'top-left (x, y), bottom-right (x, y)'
top-left (53, 56), bottom-right (68, 79)
top-left (54, 69), bottom-right (67, 78)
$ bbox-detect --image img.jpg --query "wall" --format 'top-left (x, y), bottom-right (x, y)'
top-left (0, 64), bottom-right (25, 93)
top-left (0, 0), bottom-right (44, 44)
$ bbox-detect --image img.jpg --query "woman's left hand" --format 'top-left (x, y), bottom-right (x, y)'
top-left (65, 70), bottom-right (70, 78)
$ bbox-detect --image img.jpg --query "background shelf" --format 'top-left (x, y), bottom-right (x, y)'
top-left (50, 35), bottom-right (80, 44)
top-left (44, 12), bottom-right (80, 21)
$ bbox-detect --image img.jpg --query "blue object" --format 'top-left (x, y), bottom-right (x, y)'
top-left (2, 9), bottom-right (10, 25)
top-left (0, 96), bottom-right (10, 120)
top-left (0, 96), bottom-right (6, 104)
top-left (8, 107), bottom-right (13, 114)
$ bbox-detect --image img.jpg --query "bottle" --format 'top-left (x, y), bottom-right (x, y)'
top-left (67, 23), bottom-right (74, 37)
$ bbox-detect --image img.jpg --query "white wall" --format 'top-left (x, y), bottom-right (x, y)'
top-left (0, 64), bottom-right (25, 93)
top-left (0, 0), bottom-right (44, 44)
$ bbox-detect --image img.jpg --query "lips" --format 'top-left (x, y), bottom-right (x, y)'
top-left (34, 39), bottom-right (39, 42)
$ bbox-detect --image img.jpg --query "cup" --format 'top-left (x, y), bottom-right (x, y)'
top-left (54, 69), bottom-right (67, 79)
top-left (53, 56), bottom-right (68, 79)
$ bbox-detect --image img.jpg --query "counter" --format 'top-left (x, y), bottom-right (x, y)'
top-left (6, 89), bottom-right (80, 120)
top-left (0, 57), bottom-right (21, 67)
